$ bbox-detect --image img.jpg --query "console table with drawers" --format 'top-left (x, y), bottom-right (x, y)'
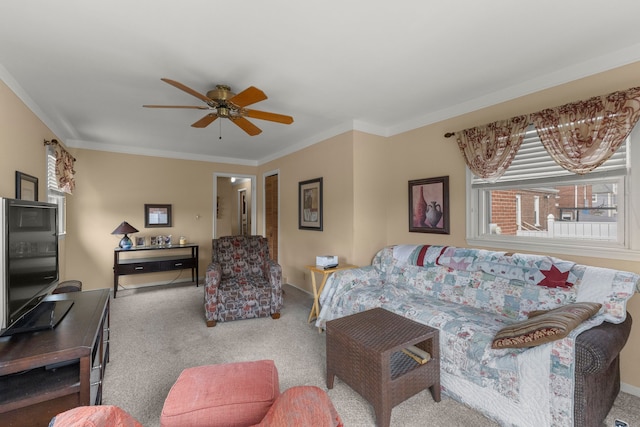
top-left (113, 244), bottom-right (199, 298)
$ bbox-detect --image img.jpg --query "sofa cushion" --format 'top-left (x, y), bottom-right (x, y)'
top-left (160, 360), bottom-right (280, 427)
top-left (491, 302), bottom-right (602, 349)
top-left (214, 236), bottom-right (268, 278)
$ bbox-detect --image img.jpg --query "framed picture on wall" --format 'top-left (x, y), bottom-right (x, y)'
top-left (408, 176), bottom-right (450, 234)
top-left (298, 177), bottom-right (323, 231)
top-left (15, 171), bottom-right (38, 201)
top-left (144, 204), bottom-right (172, 228)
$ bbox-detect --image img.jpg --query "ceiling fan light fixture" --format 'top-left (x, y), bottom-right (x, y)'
top-left (217, 106), bottom-right (230, 118)
top-left (206, 85), bottom-right (234, 101)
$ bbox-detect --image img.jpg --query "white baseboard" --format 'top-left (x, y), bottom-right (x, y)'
top-left (621, 382), bottom-right (640, 397)
top-left (117, 278), bottom-right (198, 292)
top-left (285, 282), bottom-right (313, 296)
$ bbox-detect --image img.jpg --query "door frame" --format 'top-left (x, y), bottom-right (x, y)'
top-left (262, 169), bottom-right (280, 261)
top-left (213, 172), bottom-right (257, 238)
top-left (237, 188), bottom-right (248, 235)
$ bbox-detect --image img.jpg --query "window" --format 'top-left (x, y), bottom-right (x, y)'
top-left (46, 145), bottom-right (66, 236)
top-left (466, 124), bottom-right (640, 261)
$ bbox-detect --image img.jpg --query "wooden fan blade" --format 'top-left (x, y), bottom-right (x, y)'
top-left (191, 114), bottom-right (218, 128)
top-left (161, 78), bottom-right (214, 105)
top-left (245, 109), bottom-right (294, 124)
top-left (143, 105), bottom-right (209, 109)
top-left (231, 117), bottom-right (262, 136)
top-left (229, 86), bottom-right (267, 108)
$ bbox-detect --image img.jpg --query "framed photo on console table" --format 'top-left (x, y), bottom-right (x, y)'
top-left (409, 176), bottom-right (449, 234)
top-left (299, 177), bottom-right (323, 231)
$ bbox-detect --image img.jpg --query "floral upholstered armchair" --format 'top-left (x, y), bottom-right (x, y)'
top-left (205, 235), bottom-right (283, 327)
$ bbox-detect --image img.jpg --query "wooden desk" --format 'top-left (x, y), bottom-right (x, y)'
top-left (0, 289), bottom-right (110, 427)
top-left (304, 264), bottom-right (357, 324)
top-left (113, 244), bottom-right (199, 298)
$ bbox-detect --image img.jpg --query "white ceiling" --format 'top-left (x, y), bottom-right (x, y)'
top-left (2, 1), bottom-right (640, 166)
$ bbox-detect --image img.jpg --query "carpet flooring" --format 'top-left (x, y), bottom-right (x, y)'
top-left (102, 282), bottom-right (640, 426)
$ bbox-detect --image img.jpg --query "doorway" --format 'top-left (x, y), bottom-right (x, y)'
top-left (213, 173), bottom-right (256, 238)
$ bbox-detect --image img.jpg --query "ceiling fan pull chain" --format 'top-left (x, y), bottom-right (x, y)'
top-left (219, 119), bottom-right (222, 140)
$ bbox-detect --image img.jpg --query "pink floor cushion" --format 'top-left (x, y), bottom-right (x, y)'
top-left (254, 386), bottom-right (343, 427)
top-left (160, 360), bottom-right (280, 427)
top-left (50, 405), bottom-right (143, 427)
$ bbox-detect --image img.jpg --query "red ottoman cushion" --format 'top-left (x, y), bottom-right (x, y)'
top-left (51, 405), bottom-right (142, 427)
top-left (256, 386), bottom-right (343, 427)
top-left (160, 360), bottom-right (280, 427)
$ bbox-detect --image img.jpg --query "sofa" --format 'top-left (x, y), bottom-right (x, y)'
top-left (316, 245), bottom-right (638, 427)
top-left (205, 235), bottom-right (283, 326)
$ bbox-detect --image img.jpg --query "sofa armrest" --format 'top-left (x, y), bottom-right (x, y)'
top-left (205, 262), bottom-right (222, 289)
top-left (204, 263), bottom-right (222, 324)
top-left (266, 260), bottom-right (282, 287)
top-left (575, 313), bottom-right (632, 375)
top-left (319, 265), bottom-right (380, 303)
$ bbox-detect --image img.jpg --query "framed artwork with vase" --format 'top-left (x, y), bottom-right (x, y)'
top-left (298, 177), bottom-right (323, 231)
top-left (409, 176), bottom-right (449, 234)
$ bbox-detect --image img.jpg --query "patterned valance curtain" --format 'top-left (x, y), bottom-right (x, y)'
top-left (451, 86), bottom-right (640, 178)
top-left (44, 139), bottom-right (76, 194)
top-left (454, 115), bottom-right (529, 181)
top-left (530, 87), bottom-right (640, 174)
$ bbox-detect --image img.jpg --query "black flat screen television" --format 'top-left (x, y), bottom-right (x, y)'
top-left (0, 198), bottom-right (70, 336)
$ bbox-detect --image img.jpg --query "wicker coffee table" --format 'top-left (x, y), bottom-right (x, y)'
top-left (326, 308), bottom-right (440, 427)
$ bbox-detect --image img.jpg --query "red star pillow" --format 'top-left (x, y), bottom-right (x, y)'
top-left (538, 264), bottom-right (571, 288)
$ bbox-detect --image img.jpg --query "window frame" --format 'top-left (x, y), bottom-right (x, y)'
top-left (46, 145), bottom-right (67, 237)
top-left (466, 125), bottom-right (640, 262)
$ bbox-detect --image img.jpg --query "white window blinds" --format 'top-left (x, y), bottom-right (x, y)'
top-left (47, 145), bottom-right (61, 191)
top-left (472, 125), bottom-right (628, 188)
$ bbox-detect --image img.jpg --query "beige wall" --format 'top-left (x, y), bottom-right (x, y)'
top-left (351, 131), bottom-right (390, 265)
top-left (259, 132), bottom-right (355, 287)
top-left (3, 61), bottom-right (640, 389)
top-left (0, 80), bottom-right (67, 278)
top-left (65, 149), bottom-right (255, 291)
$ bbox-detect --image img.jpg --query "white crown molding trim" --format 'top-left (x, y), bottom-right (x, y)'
top-left (68, 139), bottom-right (258, 166)
top-left (0, 64), bottom-right (69, 140)
top-left (257, 121), bottom-right (357, 165)
top-left (352, 120), bottom-right (388, 137)
top-left (4, 42), bottom-right (640, 165)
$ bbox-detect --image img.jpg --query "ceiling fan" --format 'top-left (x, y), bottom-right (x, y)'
top-left (143, 78), bottom-right (294, 136)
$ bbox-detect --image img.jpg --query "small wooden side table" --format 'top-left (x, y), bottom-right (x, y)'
top-left (326, 308), bottom-right (440, 427)
top-left (305, 264), bottom-right (357, 324)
